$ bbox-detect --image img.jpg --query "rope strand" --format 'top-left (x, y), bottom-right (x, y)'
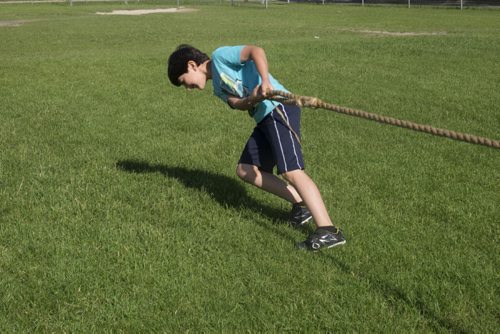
top-left (268, 90), bottom-right (500, 149)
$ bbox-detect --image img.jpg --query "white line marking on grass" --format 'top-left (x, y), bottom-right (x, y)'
top-left (96, 7), bottom-right (198, 16)
top-left (0, 20), bottom-right (34, 27)
top-left (345, 29), bottom-right (447, 36)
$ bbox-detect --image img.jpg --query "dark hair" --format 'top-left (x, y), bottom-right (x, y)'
top-left (167, 44), bottom-right (209, 86)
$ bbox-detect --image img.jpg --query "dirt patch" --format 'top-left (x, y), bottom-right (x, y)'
top-left (0, 20), bottom-right (33, 27)
top-left (347, 29), bottom-right (447, 36)
top-left (96, 7), bottom-right (198, 16)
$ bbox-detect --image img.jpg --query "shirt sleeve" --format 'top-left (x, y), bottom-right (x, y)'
top-left (212, 45), bottom-right (245, 67)
top-left (211, 45), bottom-right (246, 106)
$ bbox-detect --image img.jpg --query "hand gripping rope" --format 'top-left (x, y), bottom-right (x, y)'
top-left (267, 90), bottom-right (500, 150)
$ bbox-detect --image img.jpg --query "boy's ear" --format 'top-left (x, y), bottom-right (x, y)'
top-left (187, 60), bottom-right (198, 71)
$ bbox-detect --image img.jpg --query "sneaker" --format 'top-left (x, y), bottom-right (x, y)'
top-left (288, 203), bottom-right (312, 227)
top-left (296, 227), bottom-right (346, 251)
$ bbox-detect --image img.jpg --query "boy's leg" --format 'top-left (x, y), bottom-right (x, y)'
top-left (237, 114), bottom-right (305, 206)
top-left (282, 169), bottom-right (332, 228)
top-left (236, 163), bottom-right (302, 204)
top-left (236, 163), bottom-right (312, 226)
top-left (237, 163), bottom-right (312, 226)
top-left (282, 169), bottom-right (346, 250)
top-left (260, 104), bottom-right (345, 250)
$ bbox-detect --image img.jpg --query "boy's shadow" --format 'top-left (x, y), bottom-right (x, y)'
top-left (115, 159), bottom-right (465, 333)
top-left (116, 159), bottom-right (297, 234)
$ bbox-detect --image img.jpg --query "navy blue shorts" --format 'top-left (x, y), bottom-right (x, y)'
top-left (238, 103), bottom-right (304, 175)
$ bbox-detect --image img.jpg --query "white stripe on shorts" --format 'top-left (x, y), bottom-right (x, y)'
top-left (272, 110), bottom-right (288, 172)
top-left (280, 104), bottom-right (303, 170)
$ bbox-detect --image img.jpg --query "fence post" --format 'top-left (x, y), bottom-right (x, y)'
top-left (461, 0), bottom-right (463, 10)
top-left (408, 0), bottom-right (410, 8)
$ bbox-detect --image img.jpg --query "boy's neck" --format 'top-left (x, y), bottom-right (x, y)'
top-left (202, 60), bottom-right (212, 80)
top-left (200, 60), bottom-right (212, 80)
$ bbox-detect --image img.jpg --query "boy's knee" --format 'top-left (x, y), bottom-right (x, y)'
top-left (236, 163), bottom-right (258, 182)
top-left (236, 164), bottom-right (246, 180)
top-left (282, 169), bottom-right (305, 185)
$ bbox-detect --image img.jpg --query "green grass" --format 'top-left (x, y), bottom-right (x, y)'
top-left (1, 2), bottom-right (499, 332)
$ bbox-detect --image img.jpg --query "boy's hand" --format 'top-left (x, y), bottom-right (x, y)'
top-left (227, 83), bottom-right (273, 111)
top-left (251, 85), bottom-right (266, 103)
top-left (260, 80), bottom-right (274, 98)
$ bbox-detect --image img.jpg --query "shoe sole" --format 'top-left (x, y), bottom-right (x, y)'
top-left (295, 239), bottom-right (346, 251)
top-left (299, 215), bottom-right (313, 225)
top-left (289, 215), bottom-right (313, 226)
top-left (325, 240), bottom-right (346, 249)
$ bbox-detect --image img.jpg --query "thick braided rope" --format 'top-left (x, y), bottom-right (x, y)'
top-left (268, 90), bottom-right (500, 149)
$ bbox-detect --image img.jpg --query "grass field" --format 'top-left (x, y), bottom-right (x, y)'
top-left (1, 2), bottom-right (499, 332)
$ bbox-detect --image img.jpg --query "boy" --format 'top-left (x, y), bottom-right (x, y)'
top-left (167, 44), bottom-right (345, 251)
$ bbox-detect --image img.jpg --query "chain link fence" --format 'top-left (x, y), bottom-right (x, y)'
top-left (292, 0), bottom-right (499, 7)
top-left (0, 0), bottom-right (498, 8)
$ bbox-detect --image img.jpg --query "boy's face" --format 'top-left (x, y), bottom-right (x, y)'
top-left (178, 61), bottom-right (206, 90)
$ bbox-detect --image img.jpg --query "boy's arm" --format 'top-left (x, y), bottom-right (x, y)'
top-left (239, 45), bottom-right (273, 96)
top-left (226, 45), bottom-right (273, 111)
top-left (227, 85), bottom-right (264, 111)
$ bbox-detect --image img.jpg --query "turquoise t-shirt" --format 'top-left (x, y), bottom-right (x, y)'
top-left (211, 45), bottom-right (288, 123)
